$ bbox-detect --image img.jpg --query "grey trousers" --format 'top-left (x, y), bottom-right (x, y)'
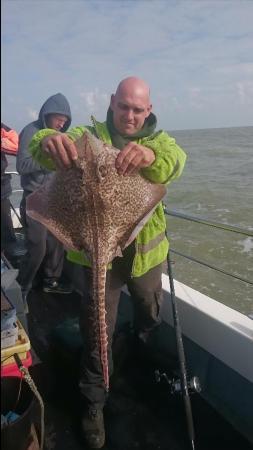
top-left (79, 243), bottom-right (164, 408)
top-left (17, 198), bottom-right (64, 292)
top-left (1, 197), bottom-right (16, 250)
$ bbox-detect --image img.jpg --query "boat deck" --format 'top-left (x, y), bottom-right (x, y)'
top-left (24, 284), bottom-right (252, 450)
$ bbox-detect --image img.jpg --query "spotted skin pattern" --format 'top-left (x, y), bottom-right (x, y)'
top-left (26, 131), bottom-right (166, 391)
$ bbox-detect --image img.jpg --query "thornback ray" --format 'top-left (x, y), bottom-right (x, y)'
top-left (26, 130), bottom-right (166, 390)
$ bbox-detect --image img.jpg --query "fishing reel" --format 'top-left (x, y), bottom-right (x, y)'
top-left (155, 370), bottom-right (201, 395)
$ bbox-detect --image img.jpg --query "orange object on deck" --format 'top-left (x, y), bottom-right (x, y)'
top-left (1, 126), bottom-right (19, 156)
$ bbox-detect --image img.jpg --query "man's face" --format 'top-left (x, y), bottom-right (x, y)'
top-left (46, 114), bottom-right (68, 131)
top-left (110, 91), bottom-right (151, 136)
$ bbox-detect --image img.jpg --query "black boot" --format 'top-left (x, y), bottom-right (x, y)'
top-left (81, 407), bottom-right (105, 449)
top-left (42, 278), bottom-right (73, 294)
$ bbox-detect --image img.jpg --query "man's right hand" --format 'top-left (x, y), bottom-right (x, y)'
top-left (41, 133), bottom-right (78, 169)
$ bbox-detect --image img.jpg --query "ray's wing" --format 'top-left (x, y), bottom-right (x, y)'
top-left (26, 168), bottom-right (91, 253)
top-left (26, 131), bottom-right (166, 264)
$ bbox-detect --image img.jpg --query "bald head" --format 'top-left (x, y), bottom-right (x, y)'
top-left (110, 76), bottom-right (152, 136)
top-left (115, 77), bottom-right (151, 103)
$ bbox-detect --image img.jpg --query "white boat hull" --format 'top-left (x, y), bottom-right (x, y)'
top-left (159, 274), bottom-right (253, 443)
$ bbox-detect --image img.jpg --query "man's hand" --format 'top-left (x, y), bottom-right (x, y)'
top-left (41, 133), bottom-right (78, 169)
top-left (115, 142), bottom-right (155, 176)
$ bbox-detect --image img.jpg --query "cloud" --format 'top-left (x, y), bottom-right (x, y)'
top-left (80, 89), bottom-right (110, 112)
top-left (236, 81), bottom-right (253, 105)
top-left (2, 0), bottom-right (253, 131)
top-left (27, 107), bottom-right (38, 120)
top-left (188, 88), bottom-right (204, 110)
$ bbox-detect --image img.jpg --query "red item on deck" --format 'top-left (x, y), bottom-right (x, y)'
top-left (1, 351), bottom-right (32, 378)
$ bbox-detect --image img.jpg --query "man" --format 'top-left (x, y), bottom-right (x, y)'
top-left (16, 93), bottom-right (73, 301)
top-left (29, 77), bottom-right (187, 448)
top-left (1, 123), bottom-right (19, 253)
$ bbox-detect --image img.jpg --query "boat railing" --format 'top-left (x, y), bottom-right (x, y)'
top-left (164, 207), bottom-right (253, 237)
top-left (6, 172), bottom-right (253, 287)
top-left (164, 207), bottom-right (253, 286)
top-left (6, 171), bottom-right (23, 195)
top-left (6, 171), bottom-right (23, 226)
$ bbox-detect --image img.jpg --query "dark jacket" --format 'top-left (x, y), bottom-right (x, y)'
top-left (16, 93), bottom-right (71, 194)
top-left (1, 152), bottom-right (12, 199)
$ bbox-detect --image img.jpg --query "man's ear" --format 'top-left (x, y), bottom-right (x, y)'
top-left (110, 94), bottom-right (115, 110)
top-left (146, 103), bottom-right (152, 118)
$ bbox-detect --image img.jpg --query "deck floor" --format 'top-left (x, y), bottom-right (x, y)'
top-left (24, 284), bottom-right (253, 450)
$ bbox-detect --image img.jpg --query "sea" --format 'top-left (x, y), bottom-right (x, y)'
top-left (6, 126), bottom-right (253, 316)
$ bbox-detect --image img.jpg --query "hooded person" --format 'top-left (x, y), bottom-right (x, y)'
top-left (17, 93), bottom-right (72, 196)
top-left (16, 93), bottom-right (73, 302)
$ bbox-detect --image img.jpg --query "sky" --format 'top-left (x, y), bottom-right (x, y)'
top-left (2, 0), bottom-right (253, 132)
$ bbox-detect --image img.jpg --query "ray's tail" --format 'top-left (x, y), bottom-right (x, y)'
top-left (92, 262), bottom-right (109, 391)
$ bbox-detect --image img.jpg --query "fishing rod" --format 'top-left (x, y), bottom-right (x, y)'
top-left (155, 225), bottom-right (200, 449)
top-left (167, 252), bottom-right (197, 449)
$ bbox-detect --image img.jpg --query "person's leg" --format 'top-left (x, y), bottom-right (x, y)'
top-left (1, 197), bottom-right (16, 250)
top-left (79, 248), bottom-right (164, 407)
top-left (42, 231), bottom-right (72, 294)
top-left (79, 263), bottom-right (125, 448)
top-left (127, 261), bottom-right (165, 343)
top-left (43, 231), bottom-right (64, 279)
top-left (17, 214), bottom-right (47, 294)
top-left (19, 195), bottom-right (27, 228)
top-left (79, 265), bottom-right (124, 406)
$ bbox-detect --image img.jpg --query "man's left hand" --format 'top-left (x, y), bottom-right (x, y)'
top-left (115, 142), bottom-right (155, 176)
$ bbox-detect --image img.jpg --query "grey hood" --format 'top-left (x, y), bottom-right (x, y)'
top-left (38, 93), bottom-right (72, 130)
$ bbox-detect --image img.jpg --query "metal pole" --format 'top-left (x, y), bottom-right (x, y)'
top-left (167, 252), bottom-right (196, 450)
top-left (10, 201), bottom-right (22, 224)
